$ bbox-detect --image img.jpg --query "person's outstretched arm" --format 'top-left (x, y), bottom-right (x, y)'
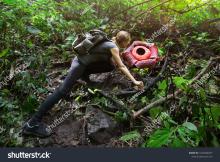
top-left (111, 47), bottom-right (144, 89)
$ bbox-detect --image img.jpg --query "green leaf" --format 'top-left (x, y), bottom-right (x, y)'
top-left (177, 127), bottom-right (188, 143)
top-left (2, 0), bottom-right (17, 5)
top-left (75, 96), bottom-right (81, 102)
top-left (198, 88), bottom-right (206, 101)
top-left (65, 35), bottom-right (76, 41)
top-left (158, 47), bottom-right (166, 56)
top-left (88, 88), bottom-right (95, 94)
top-left (0, 49), bottom-right (9, 58)
top-left (141, 96), bottom-right (148, 104)
top-left (94, 89), bottom-right (101, 93)
top-left (185, 63), bottom-right (197, 79)
top-left (115, 111), bottom-right (128, 123)
top-left (147, 128), bottom-right (172, 147)
top-left (158, 80), bottom-right (167, 90)
top-left (156, 80), bottom-right (168, 97)
top-left (149, 107), bottom-right (162, 118)
top-left (173, 76), bottom-right (189, 90)
top-left (163, 120), bottom-right (170, 128)
top-left (120, 130), bottom-right (141, 142)
top-left (27, 26), bottom-right (41, 34)
top-left (22, 95), bottom-right (39, 113)
top-left (170, 138), bottom-right (186, 147)
top-left (182, 122), bottom-right (198, 132)
top-left (205, 105), bottom-right (220, 122)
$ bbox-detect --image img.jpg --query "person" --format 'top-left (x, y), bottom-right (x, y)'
top-left (22, 31), bottom-right (146, 137)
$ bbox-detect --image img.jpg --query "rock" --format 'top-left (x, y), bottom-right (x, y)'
top-left (90, 72), bottom-right (111, 83)
top-left (38, 137), bottom-right (54, 147)
top-left (86, 106), bottom-right (117, 144)
top-left (37, 106), bottom-right (117, 146)
top-left (90, 71), bottom-right (132, 89)
top-left (53, 119), bottom-right (84, 146)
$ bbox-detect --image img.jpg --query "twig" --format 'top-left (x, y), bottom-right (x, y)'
top-left (204, 18), bottom-right (220, 24)
top-left (189, 57), bottom-right (217, 84)
top-left (110, 0), bottom-right (153, 20)
top-left (102, 109), bottom-right (116, 116)
top-left (165, 0), bottom-right (214, 14)
top-left (141, 55), bottom-right (169, 96)
top-left (47, 70), bottom-right (63, 77)
top-left (207, 95), bottom-right (220, 104)
top-left (86, 103), bottom-right (118, 115)
top-left (118, 0), bottom-right (172, 30)
top-left (97, 90), bottom-right (129, 111)
top-left (133, 90), bottom-right (181, 118)
top-left (133, 56), bottom-right (220, 118)
top-left (135, 0), bottom-right (172, 18)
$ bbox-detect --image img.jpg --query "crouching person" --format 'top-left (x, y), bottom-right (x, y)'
top-left (22, 31), bottom-right (144, 137)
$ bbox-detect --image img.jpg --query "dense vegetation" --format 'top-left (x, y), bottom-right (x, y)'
top-left (0, 0), bottom-right (220, 147)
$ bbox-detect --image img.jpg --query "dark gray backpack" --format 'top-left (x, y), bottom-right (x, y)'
top-left (72, 29), bottom-right (110, 55)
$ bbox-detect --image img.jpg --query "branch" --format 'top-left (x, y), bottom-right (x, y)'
top-left (179, 0), bottom-right (213, 14)
top-left (164, 0), bottom-right (214, 14)
top-left (110, 0), bottom-right (153, 19)
top-left (141, 55), bottom-right (169, 96)
top-left (97, 90), bottom-right (129, 111)
top-left (189, 57), bottom-right (217, 85)
top-left (133, 56), bottom-right (220, 118)
top-left (205, 18), bottom-right (220, 24)
top-left (133, 90), bottom-right (181, 118)
top-left (207, 95), bottom-right (220, 104)
top-left (135, 0), bottom-right (172, 18)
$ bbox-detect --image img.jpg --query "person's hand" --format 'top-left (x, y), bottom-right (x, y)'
top-left (133, 80), bottom-right (144, 90)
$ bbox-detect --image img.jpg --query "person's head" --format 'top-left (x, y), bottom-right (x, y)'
top-left (114, 31), bottom-right (131, 48)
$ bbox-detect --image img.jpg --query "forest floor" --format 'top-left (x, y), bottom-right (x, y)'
top-left (23, 66), bottom-right (137, 147)
top-left (22, 48), bottom-right (219, 147)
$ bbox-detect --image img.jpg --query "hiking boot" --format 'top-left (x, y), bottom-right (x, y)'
top-left (22, 120), bottom-right (52, 138)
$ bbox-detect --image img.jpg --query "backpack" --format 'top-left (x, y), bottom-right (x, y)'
top-left (72, 29), bottom-right (110, 55)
